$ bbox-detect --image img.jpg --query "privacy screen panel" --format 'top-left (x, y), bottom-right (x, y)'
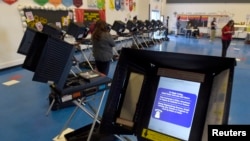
top-left (21, 29), bottom-right (49, 72)
top-left (32, 37), bottom-right (75, 90)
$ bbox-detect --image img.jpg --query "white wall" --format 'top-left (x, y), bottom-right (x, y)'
top-left (138, 0), bottom-right (150, 21)
top-left (163, 3), bottom-right (250, 33)
top-left (0, 1), bottom-right (25, 69)
top-left (105, 1), bottom-right (138, 35)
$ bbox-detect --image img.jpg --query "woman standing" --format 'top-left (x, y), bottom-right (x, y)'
top-left (91, 20), bottom-right (116, 75)
top-left (210, 17), bottom-right (217, 41)
top-left (221, 20), bottom-right (235, 57)
top-left (175, 16), bottom-right (181, 37)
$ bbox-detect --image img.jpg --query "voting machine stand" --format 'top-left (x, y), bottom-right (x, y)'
top-left (46, 71), bottom-right (112, 140)
top-left (54, 77), bottom-right (111, 141)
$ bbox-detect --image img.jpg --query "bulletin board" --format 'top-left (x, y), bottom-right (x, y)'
top-left (176, 14), bottom-right (229, 35)
top-left (22, 8), bottom-right (74, 30)
top-left (177, 14), bottom-right (229, 28)
top-left (74, 9), bottom-right (106, 25)
top-left (178, 15), bottom-right (209, 27)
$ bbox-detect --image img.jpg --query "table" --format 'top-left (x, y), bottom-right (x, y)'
top-left (184, 28), bottom-right (199, 38)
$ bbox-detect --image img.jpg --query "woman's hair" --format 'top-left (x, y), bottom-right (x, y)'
top-left (227, 20), bottom-right (234, 26)
top-left (133, 16), bottom-right (137, 21)
top-left (91, 20), bottom-right (108, 41)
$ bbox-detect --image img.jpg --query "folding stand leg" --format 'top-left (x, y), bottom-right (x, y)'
top-left (86, 90), bottom-right (106, 141)
top-left (72, 99), bottom-right (100, 123)
top-left (132, 35), bottom-right (140, 49)
top-left (80, 49), bottom-right (94, 71)
top-left (85, 103), bottom-right (102, 121)
top-left (113, 48), bottom-right (119, 56)
top-left (141, 35), bottom-right (149, 48)
top-left (57, 99), bottom-right (81, 139)
top-left (140, 33), bottom-right (149, 48)
top-left (149, 32), bottom-right (155, 45)
top-left (135, 34), bottom-right (145, 49)
top-left (46, 98), bottom-right (55, 116)
top-left (119, 39), bottom-right (126, 48)
top-left (122, 37), bottom-right (130, 48)
top-left (56, 90), bottom-right (107, 140)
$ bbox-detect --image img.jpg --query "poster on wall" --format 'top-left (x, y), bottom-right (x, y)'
top-left (25, 11), bottom-right (35, 22)
top-left (35, 22), bottom-right (43, 31)
top-left (74, 9), bottom-right (106, 25)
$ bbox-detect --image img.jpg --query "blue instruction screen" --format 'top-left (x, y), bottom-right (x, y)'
top-left (148, 77), bottom-right (200, 141)
top-left (151, 88), bottom-right (197, 127)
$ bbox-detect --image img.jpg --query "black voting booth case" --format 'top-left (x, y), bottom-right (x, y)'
top-left (17, 27), bottom-right (112, 98)
top-left (97, 48), bottom-right (236, 141)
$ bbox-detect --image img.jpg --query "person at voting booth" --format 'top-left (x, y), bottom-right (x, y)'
top-left (91, 20), bottom-right (116, 75)
top-left (185, 22), bottom-right (192, 38)
top-left (192, 25), bottom-right (200, 38)
top-left (132, 16), bottom-right (137, 24)
top-left (210, 17), bottom-right (217, 42)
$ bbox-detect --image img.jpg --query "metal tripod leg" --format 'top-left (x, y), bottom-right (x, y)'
top-left (56, 98), bottom-right (83, 139)
top-left (86, 90), bottom-right (106, 141)
top-left (132, 35), bottom-right (140, 49)
top-left (56, 90), bottom-right (106, 140)
top-left (80, 49), bottom-right (94, 71)
top-left (45, 98), bottom-right (55, 116)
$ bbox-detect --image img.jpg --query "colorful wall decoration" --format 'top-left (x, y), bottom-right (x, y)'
top-left (62, 0), bottom-right (73, 7)
top-left (3, 0), bottom-right (18, 5)
top-left (49, 0), bottom-right (62, 7)
top-left (34, 0), bottom-right (49, 6)
top-left (33, 0), bottom-right (81, 7)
